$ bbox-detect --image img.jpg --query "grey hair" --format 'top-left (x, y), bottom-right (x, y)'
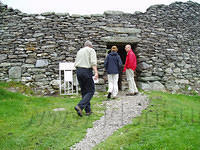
top-left (84, 40), bottom-right (93, 47)
top-left (126, 44), bottom-right (131, 48)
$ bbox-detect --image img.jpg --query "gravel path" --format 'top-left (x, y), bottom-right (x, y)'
top-left (70, 93), bottom-right (149, 150)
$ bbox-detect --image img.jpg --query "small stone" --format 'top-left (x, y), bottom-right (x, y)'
top-left (165, 68), bottom-right (173, 74)
top-left (175, 79), bottom-right (189, 84)
top-left (174, 68), bottom-right (181, 73)
top-left (35, 15), bottom-right (46, 19)
top-left (33, 33), bottom-right (44, 38)
top-left (22, 64), bottom-right (34, 68)
top-left (53, 108), bottom-right (65, 111)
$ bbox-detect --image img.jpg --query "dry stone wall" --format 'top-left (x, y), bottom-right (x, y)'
top-left (0, 1), bottom-right (199, 94)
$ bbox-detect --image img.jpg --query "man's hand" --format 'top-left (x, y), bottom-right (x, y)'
top-left (92, 66), bottom-right (98, 80)
top-left (94, 72), bottom-right (98, 80)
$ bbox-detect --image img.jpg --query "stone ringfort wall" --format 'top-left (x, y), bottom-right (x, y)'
top-left (0, 1), bottom-right (200, 95)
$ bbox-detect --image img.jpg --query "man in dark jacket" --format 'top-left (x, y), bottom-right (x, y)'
top-left (104, 46), bottom-right (122, 99)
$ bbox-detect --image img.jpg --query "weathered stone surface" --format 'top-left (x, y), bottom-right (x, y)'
top-left (174, 68), bottom-right (181, 73)
top-left (137, 82), bottom-right (151, 91)
top-left (35, 15), bottom-right (46, 20)
top-left (139, 76), bottom-right (161, 82)
top-left (0, 54), bottom-right (7, 61)
top-left (138, 81), bottom-right (165, 91)
top-left (9, 67), bottom-right (21, 79)
top-left (175, 79), bottom-right (189, 84)
top-left (165, 68), bottom-right (173, 74)
top-left (50, 80), bottom-right (60, 89)
top-left (22, 77), bottom-right (32, 82)
top-left (33, 33), bottom-right (44, 38)
top-left (101, 36), bottom-right (141, 43)
top-left (34, 74), bottom-right (47, 81)
top-left (104, 10), bottom-right (124, 15)
top-left (137, 62), bottom-right (152, 71)
top-left (35, 59), bottom-right (48, 67)
top-left (22, 64), bottom-right (35, 68)
top-left (26, 58), bottom-right (36, 64)
top-left (102, 27), bottom-right (141, 34)
top-left (151, 81), bottom-right (165, 91)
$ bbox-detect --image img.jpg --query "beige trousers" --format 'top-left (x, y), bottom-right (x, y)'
top-left (126, 69), bottom-right (138, 93)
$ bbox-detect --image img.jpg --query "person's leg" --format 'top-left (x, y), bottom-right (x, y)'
top-left (77, 69), bottom-right (87, 99)
top-left (75, 68), bottom-right (86, 116)
top-left (126, 69), bottom-right (138, 93)
top-left (85, 102), bottom-right (91, 113)
top-left (126, 69), bottom-right (134, 93)
top-left (78, 69), bottom-right (95, 111)
top-left (113, 74), bottom-right (119, 97)
top-left (131, 70), bottom-right (138, 93)
top-left (108, 74), bottom-right (114, 93)
top-left (107, 74), bottom-right (113, 98)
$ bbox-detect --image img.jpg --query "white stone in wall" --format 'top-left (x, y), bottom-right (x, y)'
top-left (175, 79), bottom-right (189, 84)
top-left (35, 59), bottom-right (49, 67)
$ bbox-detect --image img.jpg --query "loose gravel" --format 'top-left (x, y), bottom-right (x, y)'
top-left (71, 93), bottom-right (149, 150)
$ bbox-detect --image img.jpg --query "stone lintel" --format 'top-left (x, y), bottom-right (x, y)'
top-left (101, 36), bottom-right (141, 43)
top-left (102, 27), bottom-right (141, 34)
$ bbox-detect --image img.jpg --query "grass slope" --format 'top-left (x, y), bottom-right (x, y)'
top-left (94, 91), bottom-right (200, 150)
top-left (0, 82), bottom-right (105, 150)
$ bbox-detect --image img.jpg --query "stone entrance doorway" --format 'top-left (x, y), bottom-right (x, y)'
top-left (101, 27), bottom-right (141, 91)
top-left (106, 43), bottom-right (138, 90)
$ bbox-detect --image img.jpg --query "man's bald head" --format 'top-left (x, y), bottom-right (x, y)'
top-left (125, 44), bottom-right (131, 52)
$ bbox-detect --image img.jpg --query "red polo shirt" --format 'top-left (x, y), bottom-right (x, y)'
top-left (123, 49), bottom-right (137, 72)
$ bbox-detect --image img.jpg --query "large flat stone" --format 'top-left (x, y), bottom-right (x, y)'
top-left (101, 36), bottom-right (141, 43)
top-left (151, 81), bottom-right (165, 91)
top-left (102, 27), bottom-right (141, 34)
top-left (139, 76), bottom-right (161, 81)
top-left (0, 54), bottom-right (7, 61)
top-left (137, 82), bottom-right (151, 91)
top-left (104, 11), bottom-right (124, 15)
top-left (137, 62), bottom-right (152, 71)
top-left (9, 66), bottom-right (21, 79)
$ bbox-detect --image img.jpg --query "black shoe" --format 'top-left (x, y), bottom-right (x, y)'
top-left (107, 92), bottom-right (111, 99)
top-left (74, 105), bottom-right (83, 117)
top-left (126, 93), bottom-right (135, 96)
top-left (86, 111), bottom-right (93, 116)
top-left (134, 92), bottom-right (139, 96)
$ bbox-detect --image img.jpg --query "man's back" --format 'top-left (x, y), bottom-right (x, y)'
top-left (75, 46), bottom-right (97, 68)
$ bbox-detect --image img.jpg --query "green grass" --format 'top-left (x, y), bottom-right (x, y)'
top-left (94, 91), bottom-right (200, 150)
top-left (0, 82), bottom-right (106, 150)
top-left (0, 81), bottom-right (36, 95)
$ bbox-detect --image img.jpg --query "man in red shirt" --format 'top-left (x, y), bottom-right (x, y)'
top-left (123, 44), bottom-right (139, 96)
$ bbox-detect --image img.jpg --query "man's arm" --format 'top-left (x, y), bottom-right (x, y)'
top-left (90, 49), bottom-right (98, 80)
top-left (92, 65), bottom-right (98, 80)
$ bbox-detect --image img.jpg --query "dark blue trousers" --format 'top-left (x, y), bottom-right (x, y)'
top-left (76, 68), bottom-right (95, 113)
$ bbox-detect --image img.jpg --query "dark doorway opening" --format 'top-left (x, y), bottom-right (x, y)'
top-left (106, 43), bottom-right (137, 91)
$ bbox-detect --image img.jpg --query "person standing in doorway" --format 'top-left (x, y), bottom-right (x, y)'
top-left (74, 40), bottom-right (98, 117)
top-left (123, 44), bottom-right (139, 96)
top-left (104, 46), bottom-right (122, 99)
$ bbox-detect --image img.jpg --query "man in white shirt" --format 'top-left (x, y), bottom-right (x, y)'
top-left (74, 40), bottom-right (98, 117)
